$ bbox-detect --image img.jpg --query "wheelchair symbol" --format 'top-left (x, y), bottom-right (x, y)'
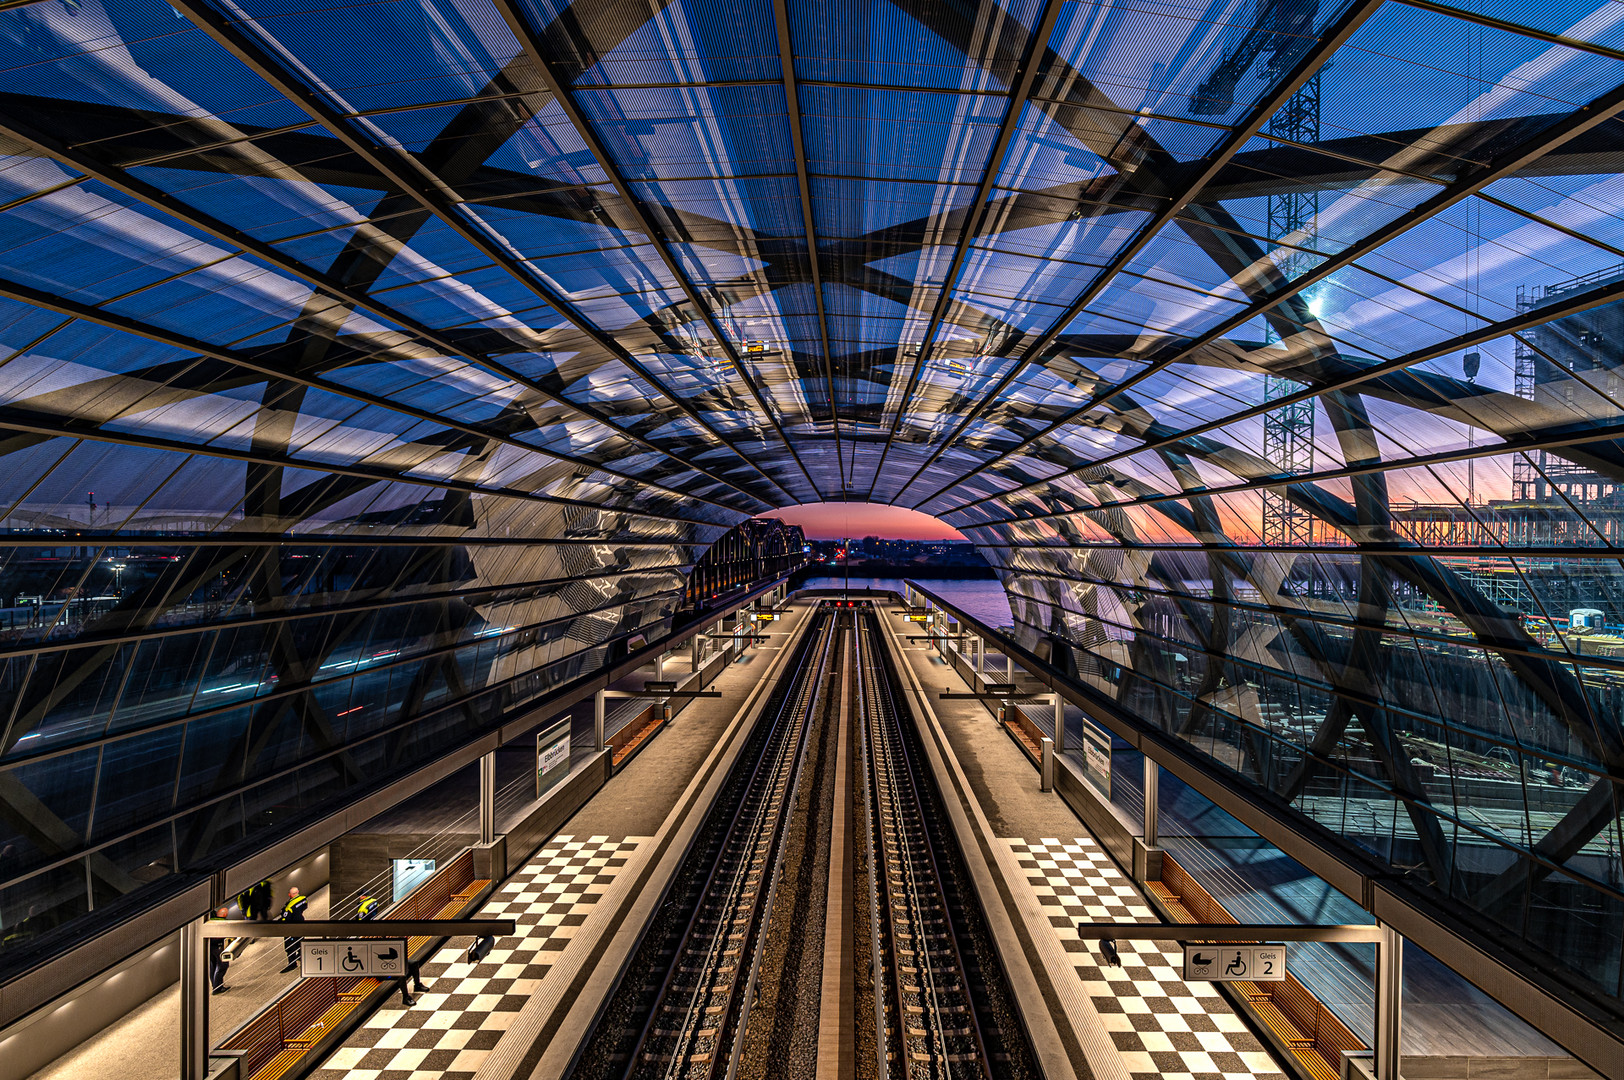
top-left (1224, 951), bottom-right (1248, 977)
top-left (342, 947), bottom-right (364, 973)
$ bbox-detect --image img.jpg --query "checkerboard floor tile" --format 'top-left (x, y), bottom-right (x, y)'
top-left (309, 834), bottom-right (645, 1080)
top-left (1005, 837), bottom-right (1289, 1080)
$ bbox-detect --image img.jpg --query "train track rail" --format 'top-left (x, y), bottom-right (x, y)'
top-left (571, 607), bottom-right (835, 1080)
top-left (856, 611), bottom-right (998, 1080)
top-left (569, 602), bottom-right (1035, 1080)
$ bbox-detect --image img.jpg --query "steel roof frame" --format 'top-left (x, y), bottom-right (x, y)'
top-left (859, 0), bottom-right (1070, 499)
top-left (891, 0), bottom-right (1388, 508)
top-left (166, 0), bottom-right (799, 508)
top-left (488, 0), bottom-right (825, 501)
top-left (917, 73), bottom-right (1624, 513)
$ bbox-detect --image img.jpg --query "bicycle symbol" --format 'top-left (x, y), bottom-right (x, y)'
top-left (342, 947), bottom-right (364, 973)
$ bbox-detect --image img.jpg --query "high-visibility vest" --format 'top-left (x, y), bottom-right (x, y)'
top-left (282, 895), bottom-right (307, 922)
top-left (357, 897), bottom-right (379, 920)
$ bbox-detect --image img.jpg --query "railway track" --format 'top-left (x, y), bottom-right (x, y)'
top-left (570, 607), bottom-right (836, 1080)
top-left (567, 602), bottom-right (1035, 1080)
top-left (853, 608), bottom-right (1036, 1080)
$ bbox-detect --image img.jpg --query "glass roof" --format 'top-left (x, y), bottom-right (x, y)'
top-left (3, 0), bottom-right (1624, 1038)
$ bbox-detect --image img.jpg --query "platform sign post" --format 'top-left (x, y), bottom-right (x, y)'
top-left (1143, 757), bottom-right (1159, 849)
top-left (180, 916), bottom-right (208, 1080)
top-left (479, 751), bottom-right (496, 845)
top-left (1375, 924), bottom-right (1403, 1080)
top-left (1183, 944), bottom-right (1286, 982)
top-left (537, 718), bottom-right (571, 797)
top-left (301, 939), bottom-right (408, 978)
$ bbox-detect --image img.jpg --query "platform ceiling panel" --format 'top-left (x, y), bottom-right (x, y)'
top-left (1, 0), bottom-right (1624, 1036)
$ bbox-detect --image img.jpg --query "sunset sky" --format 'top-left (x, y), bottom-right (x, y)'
top-left (769, 502), bottom-right (968, 541)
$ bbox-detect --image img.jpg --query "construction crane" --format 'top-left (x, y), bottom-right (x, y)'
top-left (1195, 0), bottom-right (1322, 556)
top-left (1192, 0), bottom-right (1320, 115)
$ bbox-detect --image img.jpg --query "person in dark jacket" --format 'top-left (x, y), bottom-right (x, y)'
top-left (237, 879), bottom-right (272, 921)
top-left (208, 907), bottom-right (232, 994)
top-left (279, 887), bottom-right (307, 973)
top-left (399, 955), bottom-right (428, 1006)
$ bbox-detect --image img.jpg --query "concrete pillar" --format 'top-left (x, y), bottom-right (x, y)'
top-left (691, 633), bottom-right (702, 672)
top-left (1375, 924), bottom-right (1404, 1080)
top-left (180, 917), bottom-right (208, 1080)
top-left (479, 751), bottom-right (496, 846)
top-left (1040, 737), bottom-right (1054, 792)
top-left (593, 689), bottom-right (606, 752)
top-left (1051, 694), bottom-right (1064, 754)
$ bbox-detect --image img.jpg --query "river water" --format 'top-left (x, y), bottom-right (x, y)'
top-left (798, 575), bottom-right (1013, 629)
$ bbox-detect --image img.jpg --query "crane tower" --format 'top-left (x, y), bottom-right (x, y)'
top-left (1197, 0), bottom-right (1320, 550)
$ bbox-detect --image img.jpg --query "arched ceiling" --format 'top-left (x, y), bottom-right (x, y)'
top-left (3, 0), bottom-right (1624, 1034)
top-left (4, 0), bottom-right (1621, 525)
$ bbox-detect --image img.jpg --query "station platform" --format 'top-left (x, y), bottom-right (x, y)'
top-left (15, 595), bottom-right (811, 1080)
top-left (875, 598), bottom-right (1600, 1080)
top-left (22, 592), bottom-right (1594, 1080)
top-left (871, 602), bottom-right (1291, 1080)
top-left (289, 597), bottom-right (819, 1080)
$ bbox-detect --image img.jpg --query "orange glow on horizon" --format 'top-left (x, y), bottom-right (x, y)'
top-left (770, 502), bottom-right (966, 541)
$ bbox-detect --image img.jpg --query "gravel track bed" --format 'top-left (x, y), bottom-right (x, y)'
top-left (565, 611), bottom-right (829, 1080)
top-left (736, 620), bottom-right (842, 1080)
top-left (864, 611), bottom-right (1042, 1080)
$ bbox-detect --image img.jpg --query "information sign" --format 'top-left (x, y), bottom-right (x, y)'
top-left (1183, 943), bottom-right (1286, 982)
top-left (536, 718), bottom-right (571, 798)
top-left (301, 939), bottom-right (407, 978)
top-left (1082, 717), bottom-right (1112, 798)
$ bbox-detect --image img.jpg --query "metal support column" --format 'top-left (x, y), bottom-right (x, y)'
top-left (180, 916), bottom-right (209, 1080)
top-left (692, 633), bottom-right (702, 672)
top-left (652, 651), bottom-right (666, 681)
top-left (479, 751), bottom-right (496, 846)
top-left (1375, 923), bottom-right (1404, 1080)
top-left (1144, 756), bottom-right (1159, 848)
top-left (593, 689), bottom-right (606, 752)
top-left (1052, 694), bottom-right (1065, 754)
top-left (1040, 737), bottom-right (1055, 792)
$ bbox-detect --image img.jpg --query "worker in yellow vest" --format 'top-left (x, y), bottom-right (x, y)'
top-left (208, 907), bottom-right (231, 994)
top-left (278, 887), bottom-right (307, 973)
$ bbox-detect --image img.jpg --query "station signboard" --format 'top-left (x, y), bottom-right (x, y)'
top-left (1082, 717), bottom-right (1113, 798)
top-left (536, 718), bottom-right (571, 798)
top-left (1183, 943), bottom-right (1286, 982)
top-left (301, 939), bottom-right (407, 978)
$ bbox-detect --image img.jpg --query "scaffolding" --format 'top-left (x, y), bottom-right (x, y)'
top-left (1260, 58), bottom-right (1319, 549)
top-left (1513, 283), bottom-right (1541, 500)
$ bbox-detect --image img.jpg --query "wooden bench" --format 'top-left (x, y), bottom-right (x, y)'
top-left (338, 979), bottom-right (379, 1002)
top-left (1000, 703), bottom-right (1047, 766)
top-left (244, 873), bottom-right (494, 1080)
top-left (1149, 863), bottom-right (1354, 1080)
top-left (612, 711), bottom-right (666, 767)
top-left (251, 1048), bottom-right (307, 1080)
